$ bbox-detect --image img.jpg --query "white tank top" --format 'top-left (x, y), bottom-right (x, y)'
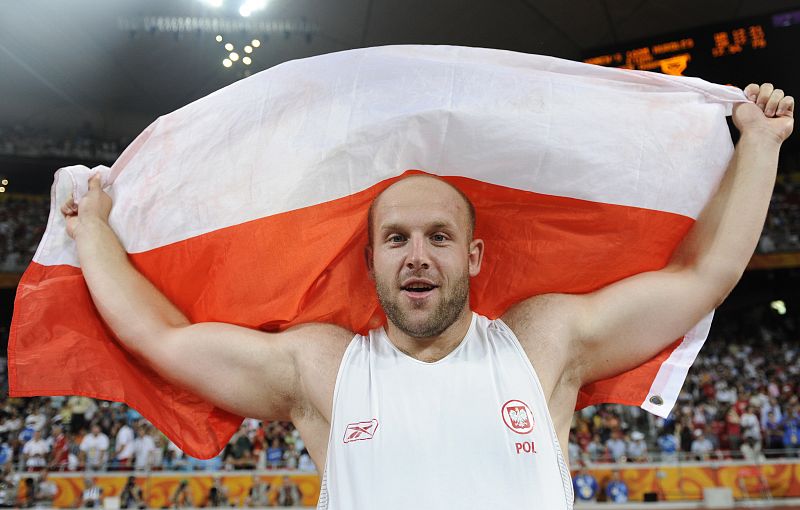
top-left (318, 313), bottom-right (574, 509)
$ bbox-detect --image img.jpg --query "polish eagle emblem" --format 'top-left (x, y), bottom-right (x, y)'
top-left (501, 399), bottom-right (534, 434)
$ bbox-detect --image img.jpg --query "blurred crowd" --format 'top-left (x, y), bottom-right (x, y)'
top-left (0, 396), bottom-right (316, 474)
top-left (759, 177), bottom-right (800, 254)
top-left (0, 196), bottom-right (48, 272)
top-left (0, 125), bottom-right (126, 163)
top-left (568, 307), bottom-right (800, 465)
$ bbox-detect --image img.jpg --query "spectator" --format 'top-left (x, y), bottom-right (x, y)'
top-left (78, 478), bottom-right (103, 508)
top-left (133, 425), bottom-right (156, 471)
top-left (741, 407), bottom-right (762, 446)
top-left (172, 480), bottom-right (192, 508)
top-left (605, 429), bottom-right (627, 463)
top-left (48, 425), bottom-right (69, 470)
top-left (277, 476), bottom-right (301, 507)
top-left (297, 449), bottom-right (316, 472)
top-left (586, 434), bottom-right (605, 462)
top-left (225, 426), bottom-right (255, 470)
top-left (120, 476), bottom-right (145, 509)
top-left (691, 429), bottom-right (714, 460)
top-left (114, 422), bottom-right (135, 469)
top-left (80, 423), bottom-right (109, 471)
top-left (741, 436), bottom-right (766, 462)
top-left (246, 475), bottom-right (272, 507)
top-left (266, 439), bottom-right (284, 469)
top-left (35, 471), bottom-right (57, 506)
top-left (283, 443), bottom-right (300, 470)
top-left (626, 431), bottom-right (648, 462)
top-left (206, 476), bottom-right (228, 507)
top-left (764, 411), bottom-right (785, 455)
top-left (782, 410), bottom-right (800, 454)
top-left (21, 430), bottom-right (49, 470)
top-left (725, 407), bottom-right (742, 451)
top-left (657, 427), bottom-right (679, 462)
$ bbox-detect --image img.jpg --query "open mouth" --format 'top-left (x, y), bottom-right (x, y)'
top-left (401, 283), bottom-right (438, 293)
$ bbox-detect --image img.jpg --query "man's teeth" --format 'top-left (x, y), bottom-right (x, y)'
top-left (404, 285), bottom-right (435, 292)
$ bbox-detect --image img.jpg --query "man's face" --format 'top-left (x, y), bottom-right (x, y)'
top-left (367, 177), bottom-right (483, 338)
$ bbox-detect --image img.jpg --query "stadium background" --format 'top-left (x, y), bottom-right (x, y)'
top-left (2, 0), bottom-right (800, 508)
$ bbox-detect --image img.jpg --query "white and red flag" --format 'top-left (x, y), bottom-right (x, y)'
top-left (10, 46), bottom-right (746, 459)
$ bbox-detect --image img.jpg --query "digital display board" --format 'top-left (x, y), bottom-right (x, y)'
top-left (582, 9), bottom-right (800, 150)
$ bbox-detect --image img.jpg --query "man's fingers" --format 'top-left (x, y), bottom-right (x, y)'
top-left (61, 196), bottom-right (76, 216)
top-left (756, 83), bottom-right (774, 110)
top-left (88, 172), bottom-right (102, 191)
top-left (744, 83), bottom-right (760, 101)
top-left (765, 89), bottom-right (784, 117)
top-left (777, 96), bottom-right (795, 118)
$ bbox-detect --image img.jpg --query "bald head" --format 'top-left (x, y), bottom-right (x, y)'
top-left (367, 175), bottom-right (476, 246)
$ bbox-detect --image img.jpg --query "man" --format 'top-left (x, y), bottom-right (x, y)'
top-left (21, 430), bottom-right (49, 470)
top-left (113, 421), bottom-right (135, 469)
top-left (62, 84), bottom-right (793, 508)
top-left (79, 424), bottom-right (109, 471)
top-left (132, 424), bottom-right (156, 471)
top-left (47, 425), bottom-right (69, 470)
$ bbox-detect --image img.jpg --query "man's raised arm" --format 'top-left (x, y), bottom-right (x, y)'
top-left (567, 82), bottom-right (795, 385)
top-left (62, 176), bottom-right (349, 421)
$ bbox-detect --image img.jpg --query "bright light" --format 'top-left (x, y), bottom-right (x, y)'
top-left (215, 35), bottom-right (223, 42)
top-left (224, 42), bottom-right (234, 51)
top-left (223, 58), bottom-right (232, 68)
top-left (251, 39), bottom-right (261, 48)
top-left (243, 56), bottom-right (252, 65)
top-left (206, 0), bottom-right (224, 6)
top-left (0, 187), bottom-right (5, 193)
top-left (244, 45), bottom-right (252, 53)
top-left (239, 5), bottom-right (251, 16)
top-left (0, 179), bottom-right (7, 185)
top-left (229, 52), bottom-right (239, 61)
top-left (771, 300), bottom-right (787, 315)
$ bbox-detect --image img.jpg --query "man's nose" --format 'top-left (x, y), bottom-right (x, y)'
top-left (406, 236), bottom-right (430, 269)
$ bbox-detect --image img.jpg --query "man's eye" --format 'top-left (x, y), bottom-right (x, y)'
top-left (388, 234), bottom-right (405, 243)
top-left (432, 234), bottom-right (447, 242)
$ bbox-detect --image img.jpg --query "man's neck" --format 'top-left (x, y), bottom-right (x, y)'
top-left (385, 308), bottom-right (474, 363)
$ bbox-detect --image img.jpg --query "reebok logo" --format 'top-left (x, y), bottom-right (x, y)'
top-left (343, 419), bottom-right (379, 443)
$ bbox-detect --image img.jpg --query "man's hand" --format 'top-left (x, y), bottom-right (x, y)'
top-left (60, 173), bottom-right (112, 240)
top-left (734, 83), bottom-right (795, 144)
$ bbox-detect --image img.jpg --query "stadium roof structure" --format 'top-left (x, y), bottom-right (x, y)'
top-left (1, 0), bottom-right (800, 139)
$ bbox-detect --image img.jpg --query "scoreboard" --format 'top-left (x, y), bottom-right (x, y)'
top-left (582, 8), bottom-right (800, 150)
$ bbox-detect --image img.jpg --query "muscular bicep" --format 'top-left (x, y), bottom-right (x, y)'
top-left (149, 322), bottom-right (348, 421)
top-left (572, 266), bottom-right (732, 385)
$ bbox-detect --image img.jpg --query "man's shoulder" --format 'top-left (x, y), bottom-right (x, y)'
top-left (281, 323), bottom-right (354, 353)
top-left (500, 293), bottom-right (581, 347)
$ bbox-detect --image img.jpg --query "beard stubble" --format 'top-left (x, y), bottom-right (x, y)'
top-left (375, 269), bottom-right (470, 338)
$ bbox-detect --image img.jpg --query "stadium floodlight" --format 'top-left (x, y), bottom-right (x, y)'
top-left (771, 300), bottom-right (787, 315)
top-left (243, 56), bottom-right (252, 65)
top-left (239, 0), bottom-right (267, 17)
top-left (1, 179), bottom-right (7, 185)
top-left (215, 35), bottom-right (223, 42)
top-left (0, 187), bottom-right (5, 193)
top-left (230, 52), bottom-right (240, 61)
top-left (244, 45), bottom-right (252, 53)
top-left (223, 58), bottom-right (232, 68)
top-left (224, 42), bottom-right (234, 51)
top-left (251, 39), bottom-right (261, 47)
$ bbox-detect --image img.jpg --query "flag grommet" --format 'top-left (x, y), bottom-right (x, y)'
top-left (649, 395), bottom-right (664, 406)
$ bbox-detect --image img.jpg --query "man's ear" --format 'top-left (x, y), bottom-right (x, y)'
top-left (365, 245), bottom-right (375, 279)
top-left (468, 238), bottom-right (484, 278)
